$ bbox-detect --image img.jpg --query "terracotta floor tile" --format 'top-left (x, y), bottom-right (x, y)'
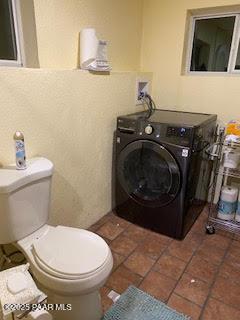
top-left (104, 237), bottom-right (111, 244)
top-left (88, 224), bottom-right (99, 232)
top-left (219, 260), bottom-right (240, 283)
top-left (196, 242), bottom-right (226, 266)
top-left (100, 286), bottom-right (113, 313)
top-left (108, 213), bottom-right (131, 229)
top-left (110, 234), bottom-right (138, 257)
top-left (190, 218), bottom-right (206, 234)
top-left (202, 298), bottom-right (240, 320)
top-left (216, 229), bottom-right (234, 239)
top-left (168, 293), bottom-right (201, 320)
top-left (99, 213), bottom-right (112, 223)
top-left (183, 231), bottom-right (204, 249)
top-left (200, 209), bottom-right (208, 221)
top-left (225, 241), bottom-right (240, 265)
top-left (123, 224), bottom-right (149, 243)
top-left (174, 273), bottom-right (210, 306)
top-left (112, 251), bottom-right (125, 271)
top-left (233, 234), bottom-right (240, 243)
top-left (139, 270), bottom-right (176, 302)
top-left (186, 255), bottom-right (218, 284)
top-left (88, 214), bottom-right (110, 232)
top-left (166, 240), bottom-right (196, 262)
top-left (123, 251), bottom-right (155, 277)
top-left (96, 221), bottom-right (124, 240)
top-left (148, 231), bottom-right (173, 246)
top-left (91, 206), bottom-right (240, 319)
top-left (232, 238), bottom-right (240, 247)
top-left (201, 233), bottom-right (232, 250)
top-left (211, 275), bottom-right (240, 310)
top-left (154, 253), bottom-right (186, 280)
top-left (135, 235), bottom-right (167, 260)
top-left (107, 265), bottom-right (142, 293)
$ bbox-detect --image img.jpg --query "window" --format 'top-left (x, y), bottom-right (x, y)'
top-left (0, 0), bottom-right (24, 66)
top-left (187, 13), bottom-right (240, 74)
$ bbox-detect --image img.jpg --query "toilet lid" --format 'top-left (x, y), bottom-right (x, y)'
top-left (33, 226), bottom-right (109, 277)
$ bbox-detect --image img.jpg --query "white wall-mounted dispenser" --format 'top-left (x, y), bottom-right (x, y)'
top-left (80, 28), bottom-right (111, 71)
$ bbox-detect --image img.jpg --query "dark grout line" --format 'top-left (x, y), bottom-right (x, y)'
top-left (173, 292), bottom-right (203, 308)
top-left (107, 221), bottom-right (174, 286)
top-left (93, 210), bottom-right (113, 226)
top-left (104, 217), bottom-right (151, 272)
top-left (183, 270), bottom-right (215, 286)
top-left (165, 230), bottom-right (206, 306)
top-left (118, 234), bottom-right (158, 274)
top-left (101, 211), bottom-right (200, 279)
top-left (208, 295), bottom-right (240, 313)
top-left (198, 235), bottom-right (234, 320)
top-left (134, 234), bottom-right (174, 289)
top-left (95, 207), bottom-right (240, 318)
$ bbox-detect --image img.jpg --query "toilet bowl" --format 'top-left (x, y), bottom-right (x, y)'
top-left (17, 225), bottom-right (113, 320)
top-left (0, 158), bottom-right (113, 320)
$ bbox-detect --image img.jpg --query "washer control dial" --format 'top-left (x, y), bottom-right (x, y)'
top-left (145, 125), bottom-right (153, 135)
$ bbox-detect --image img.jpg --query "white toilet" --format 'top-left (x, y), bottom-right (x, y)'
top-left (0, 158), bottom-right (113, 320)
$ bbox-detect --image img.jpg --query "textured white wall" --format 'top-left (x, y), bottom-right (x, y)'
top-left (0, 69), bottom-right (151, 229)
top-left (0, 0), bottom-right (149, 237)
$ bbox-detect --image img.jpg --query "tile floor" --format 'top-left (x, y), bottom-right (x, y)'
top-left (89, 207), bottom-right (240, 320)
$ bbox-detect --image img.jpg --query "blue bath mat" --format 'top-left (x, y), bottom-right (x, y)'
top-left (102, 286), bottom-right (190, 320)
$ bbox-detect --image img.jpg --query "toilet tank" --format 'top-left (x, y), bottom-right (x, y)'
top-left (0, 158), bottom-right (54, 244)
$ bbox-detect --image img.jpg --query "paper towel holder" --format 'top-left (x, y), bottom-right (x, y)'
top-left (80, 28), bottom-right (111, 72)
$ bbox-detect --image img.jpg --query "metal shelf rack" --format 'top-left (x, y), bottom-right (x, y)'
top-left (206, 129), bottom-right (240, 235)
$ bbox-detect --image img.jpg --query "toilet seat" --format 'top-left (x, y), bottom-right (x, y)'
top-left (32, 226), bottom-right (110, 280)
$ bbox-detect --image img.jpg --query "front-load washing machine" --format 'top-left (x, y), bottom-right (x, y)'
top-left (114, 109), bottom-right (217, 239)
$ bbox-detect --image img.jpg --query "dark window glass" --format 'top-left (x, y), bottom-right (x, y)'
top-left (0, 0), bottom-right (17, 60)
top-left (123, 148), bottom-right (172, 201)
top-left (235, 40), bottom-right (240, 70)
top-left (190, 16), bottom-right (235, 72)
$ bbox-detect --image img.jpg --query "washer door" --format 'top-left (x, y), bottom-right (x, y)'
top-left (117, 140), bottom-right (181, 207)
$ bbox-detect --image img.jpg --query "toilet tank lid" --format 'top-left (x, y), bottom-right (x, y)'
top-left (0, 157), bottom-right (54, 194)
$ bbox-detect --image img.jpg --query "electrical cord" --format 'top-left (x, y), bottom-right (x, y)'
top-left (145, 93), bottom-right (157, 110)
top-left (139, 92), bottom-right (157, 118)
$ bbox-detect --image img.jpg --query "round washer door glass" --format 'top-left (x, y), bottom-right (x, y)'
top-left (117, 140), bottom-right (181, 207)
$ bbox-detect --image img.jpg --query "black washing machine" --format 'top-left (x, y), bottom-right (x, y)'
top-left (114, 109), bottom-right (217, 239)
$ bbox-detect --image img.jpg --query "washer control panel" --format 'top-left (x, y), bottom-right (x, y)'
top-left (145, 125), bottom-right (153, 135)
top-left (167, 126), bottom-right (191, 138)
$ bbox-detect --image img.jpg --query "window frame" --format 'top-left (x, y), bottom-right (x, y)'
top-left (0, 0), bottom-right (25, 67)
top-left (186, 12), bottom-right (240, 75)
